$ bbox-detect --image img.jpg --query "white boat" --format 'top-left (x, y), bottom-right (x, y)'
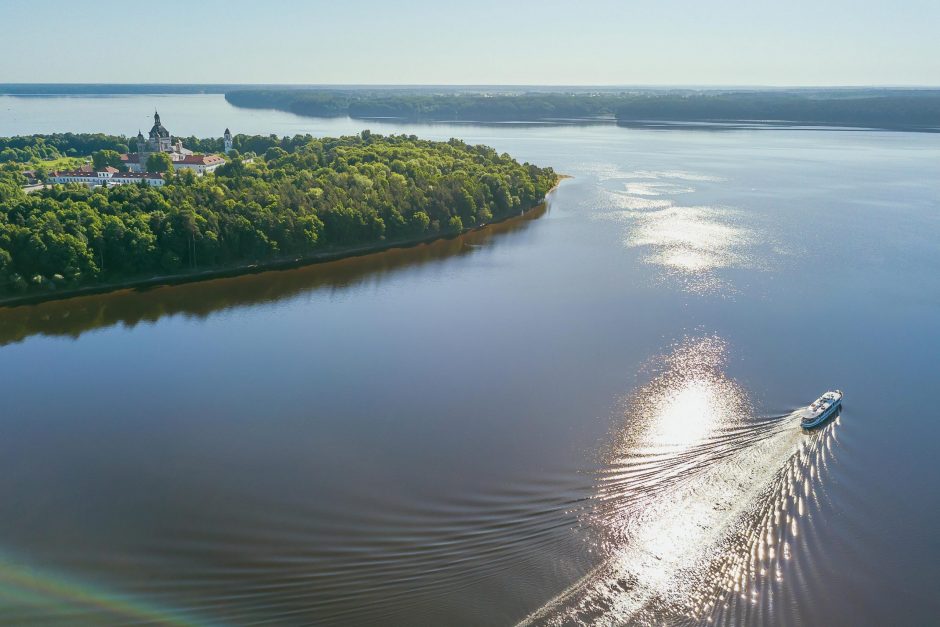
top-left (800, 390), bottom-right (843, 429)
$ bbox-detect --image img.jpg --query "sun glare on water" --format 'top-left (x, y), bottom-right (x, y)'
top-left (520, 338), bottom-right (837, 626)
top-left (596, 169), bottom-right (760, 295)
top-left (629, 337), bottom-right (745, 452)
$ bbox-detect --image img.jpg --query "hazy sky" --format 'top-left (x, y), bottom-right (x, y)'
top-left (3, 0), bottom-right (938, 85)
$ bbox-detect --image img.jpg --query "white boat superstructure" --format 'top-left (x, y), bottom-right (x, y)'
top-left (800, 390), bottom-right (843, 429)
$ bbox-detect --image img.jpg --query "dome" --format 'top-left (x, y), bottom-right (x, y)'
top-left (149, 111), bottom-right (170, 138)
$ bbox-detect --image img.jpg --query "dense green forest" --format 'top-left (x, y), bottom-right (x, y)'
top-left (225, 88), bottom-right (940, 130)
top-left (0, 133), bottom-right (557, 299)
top-left (225, 90), bottom-right (621, 121)
top-left (225, 90), bottom-right (620, 121)
top-left (613, 92), bottom-right (940, 129)
top-left (0, 134), bottom-right (129, 164)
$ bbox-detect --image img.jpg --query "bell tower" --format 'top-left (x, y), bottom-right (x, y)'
top-left (223, 128), bottom-right (233, 154)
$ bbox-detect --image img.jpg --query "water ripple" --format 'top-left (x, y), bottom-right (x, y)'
top-left (520, 337), bottom-right (844, 627)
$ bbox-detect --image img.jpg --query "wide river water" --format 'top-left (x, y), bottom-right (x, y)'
top-left (1, 95), bottom-right (939, 626)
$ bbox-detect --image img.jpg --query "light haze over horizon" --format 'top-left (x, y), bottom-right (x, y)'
top-left (2, 0), bottom-right (939, 86)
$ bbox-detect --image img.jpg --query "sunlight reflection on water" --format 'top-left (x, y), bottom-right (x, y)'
top-left (625, 336), bottom-right (748, 452)
top-left (623, 182), bottom-right (696, 196)
top-left (520, 338), bottom-right (838, 626)
top-left (626, 170), bottom-right (726, 183)
top-left (600, 204), bottom-right (756, 295)
top-left (597, 167), bottom-right (759, 295)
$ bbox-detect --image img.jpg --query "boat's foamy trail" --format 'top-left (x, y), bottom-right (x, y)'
top-left (519, 337), bottom-right (840, 627)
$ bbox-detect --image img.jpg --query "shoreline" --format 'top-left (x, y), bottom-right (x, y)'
top-left (0, 176), bottom-right (567, 309)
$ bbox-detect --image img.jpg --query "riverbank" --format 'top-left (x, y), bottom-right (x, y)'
top-left (0, 176), bottom-right (567, 309)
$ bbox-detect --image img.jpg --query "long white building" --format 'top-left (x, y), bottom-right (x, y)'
top-left (49, 166), bottom-right (164, 187)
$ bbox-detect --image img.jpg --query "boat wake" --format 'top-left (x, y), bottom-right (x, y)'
top-left (519, 337), bottom-right (841, 626)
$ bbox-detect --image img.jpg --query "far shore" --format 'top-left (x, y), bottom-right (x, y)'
top-left (0, 176), bottom-right (568, 309)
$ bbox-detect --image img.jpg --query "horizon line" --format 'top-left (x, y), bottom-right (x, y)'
top-left (2, 82), bottom-right (940, 90)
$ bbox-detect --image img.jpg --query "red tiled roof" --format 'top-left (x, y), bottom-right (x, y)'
top-left (120, 153), bottom-right (223, 166)
top-left (177, 154), bottom-right (225, 165)
top-left (77, 163), bottom-right (119, 173)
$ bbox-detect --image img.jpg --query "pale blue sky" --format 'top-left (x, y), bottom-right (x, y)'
top-left (3, 0), bottom-right (938, 85)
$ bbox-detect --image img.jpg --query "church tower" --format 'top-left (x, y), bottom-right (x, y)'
top-left (223, 128), bottom-right (233, 154)
top-left (149, 110), bottom-right (172, 153)
top-left (134, 130), bottom-right (147, 172)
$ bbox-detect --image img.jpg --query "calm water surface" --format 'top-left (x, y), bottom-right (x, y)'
top-left (1, 95), bottom-right (939, 625)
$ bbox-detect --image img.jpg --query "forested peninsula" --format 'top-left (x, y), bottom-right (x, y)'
top-left (224, 90), bottom-right (620, 122)
top-left (224, 88), bottom-right (940, 130)
top-left (0, 133), bottom-right (557, 303)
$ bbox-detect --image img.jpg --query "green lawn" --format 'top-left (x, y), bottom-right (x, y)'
top-left (33, 155), bottom-right (88, 171)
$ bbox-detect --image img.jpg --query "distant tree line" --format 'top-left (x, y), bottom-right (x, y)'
top-left (613, 92), bottom-right (940, 129)
top-left (224, 89), bottom-right (940, 130)
top-left (0, 132), bottom-right (557, 298)
top-left (226, 90), bottom-right (620, 121)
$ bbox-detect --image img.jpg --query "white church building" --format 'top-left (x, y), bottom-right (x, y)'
top-left (120, 111), bottom-right (231, 175)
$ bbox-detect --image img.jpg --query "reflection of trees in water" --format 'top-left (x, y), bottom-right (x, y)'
top-left (0, 205), bottom-right (546, 347)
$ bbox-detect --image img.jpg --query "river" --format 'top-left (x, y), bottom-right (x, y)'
top-left (1, 94), bottom-right (938, 625)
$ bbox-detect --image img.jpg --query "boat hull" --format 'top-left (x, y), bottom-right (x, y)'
top-left (800, 401), bottom-right (841, 429)
top-left (800, 390), bottom-right (843, 429)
